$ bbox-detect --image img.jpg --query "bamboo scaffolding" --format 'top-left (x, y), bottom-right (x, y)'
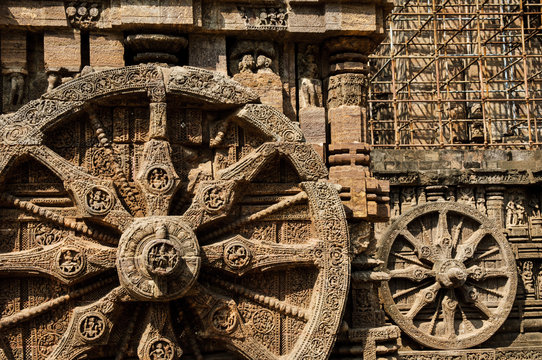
top-left (369, 0), bottom-right (542, 148)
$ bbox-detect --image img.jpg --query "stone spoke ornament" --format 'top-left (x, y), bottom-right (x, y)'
top-left (0, 237), bottom-right (116, 285)
top-left (0, 65), bottom-right (350, 360)
top-left (202, 235), bottom-right (324, 275)
top-left (378, 202), bottom-right (517, 349)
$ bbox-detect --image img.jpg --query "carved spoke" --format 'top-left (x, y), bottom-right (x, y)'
top-left (390, 251), bottom-right (428, 267)
top-left (202, 235), bottom-right (323, 275)
top-left (460, 286), bottom-right (493, 318)
top-left (135, 139), bottom-right (181, 216)
top-left (182, 179), bottom-right (244, 230)
top-left (28, 145), bottom-right (134, 231)
top-left (0, 238), bottom-right (116, 285)
top-left (201, 191), bottom-right (308, 242)
top-left (469, 283), bottom-right (505, 298)
top-left (451, 216), bottom-right (464, 251)
top-left (0, 192), bottom-right (118, 245)
top-left (136, 304), bottom-right (183, 360)
top-left (399, 229), bottom-right (434, 263)
top-left (88, 109), bottom-right (144, 217)
top-left (390, 265), bottom-right (435, 282)
top-left (468, 246), bottom-right (500, 263)
top-left (405, 282), bottom-right (441, 320)
top-left (434, 210), bottom-right (454, 259)
top-left (209, 277), bottom-right (309, 321)
top-left (185, 283), bottom-right (277, 360)
top-left (441, 291), bottom-right (458, 339)
top-left (392, 281), bottom-right (433, 300)
top-left (457, 302), bottom-right (476, 333)
top-left (467, 265), bottom-right (510, 281)
top-left (47, 286), bottom-right (129, 360)
top-left (427, 292), bottom-right (442, 335)
top-left (455, 227), bottom-right (491, 262)
top-left (0, 277), bottom-right (117, 332)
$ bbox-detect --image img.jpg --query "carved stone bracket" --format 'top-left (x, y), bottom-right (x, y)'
top-left (65, 1), bottom-right (102, 29)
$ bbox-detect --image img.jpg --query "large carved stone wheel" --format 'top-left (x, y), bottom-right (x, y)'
top-left (378, 202), bottom-right (517, 350)
top-left (0, 65), bottom-right (349, 359)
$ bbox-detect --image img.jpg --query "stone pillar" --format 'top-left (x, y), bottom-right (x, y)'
top-left (325, 36), bottom-right (389, 222)
top-left (426, 185), bottom-right (448, 202)
top-left (324, 36), bottom-right (396, 360)
top-left (487, 186), bottom-right (506, 228)
top-left (298, 44), bottom-right (326, 159)
top-left (1, 30), bottom-right (27, 112)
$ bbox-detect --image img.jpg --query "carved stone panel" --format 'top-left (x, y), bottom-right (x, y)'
top-left (0, 65), bottom-right (349, 360)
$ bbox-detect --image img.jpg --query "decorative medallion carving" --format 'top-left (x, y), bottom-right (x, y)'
top-left (78, 313), bottom-right (106, 342)
top-left (64, 2), bottom-right (101, 29)
top-left (146, 167), bottom-right (173, 193)
top-left (147, 338), bottom-right (175, 360)
top-left (85, 186), bottom-right (114, 215)
top-left (224, 241), bottom-right (252, 269)
top-left (57, 248), bottom-right (86, 277)
top-left (117, 218), bottom-right (200, 301)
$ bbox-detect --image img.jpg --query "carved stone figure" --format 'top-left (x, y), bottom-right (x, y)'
top-left (229, 41), bottom-right (277, 76)
top-left (256, 55), bottom-right (273, 74)
top-left (238, 54), bottom-right (255, 73)
top-left (238, 7), bottom-right (288, 29)
top-left (529, 198), bottom-right (541, 217)
top-left (507, 192), bottom-right (526, 227)
top-left (299, 45), bottom-right (322, 108)
top-left (8, 73), bottom-right (25, 106)
top-left (522, 261), bottom-right (535, 295)
top-left (47, 72), bottom-right (62, 92)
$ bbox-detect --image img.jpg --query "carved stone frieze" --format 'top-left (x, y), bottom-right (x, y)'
top-left (327, 73), bottom-right (368, 109)
top-left (64, 1), bottom-right (101, 29)
top-left (238, 7), bottom-right (288, 30)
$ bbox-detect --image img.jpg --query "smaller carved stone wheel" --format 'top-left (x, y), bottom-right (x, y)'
top-left (378, 202), bottom-right (517, 350)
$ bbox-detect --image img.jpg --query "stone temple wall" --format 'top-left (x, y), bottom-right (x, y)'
top-left (368, 1), bottom-right (542, 358)
top-left (0, 1), bottom-right (398, 360)
top-left (0, 1), bottom-right (541, 359)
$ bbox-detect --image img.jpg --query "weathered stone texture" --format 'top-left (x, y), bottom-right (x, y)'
top-left (90, 32), bottom-right (125, 70)
top-left (0, 0), bottom-right (402, 359)
top-left (44, 30), bottom-right (81, 72)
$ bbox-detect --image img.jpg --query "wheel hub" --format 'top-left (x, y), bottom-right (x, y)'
top-left (116, 217), bottom-right (201, 301)
top-left (436, 259), bottom-right (467, 288)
